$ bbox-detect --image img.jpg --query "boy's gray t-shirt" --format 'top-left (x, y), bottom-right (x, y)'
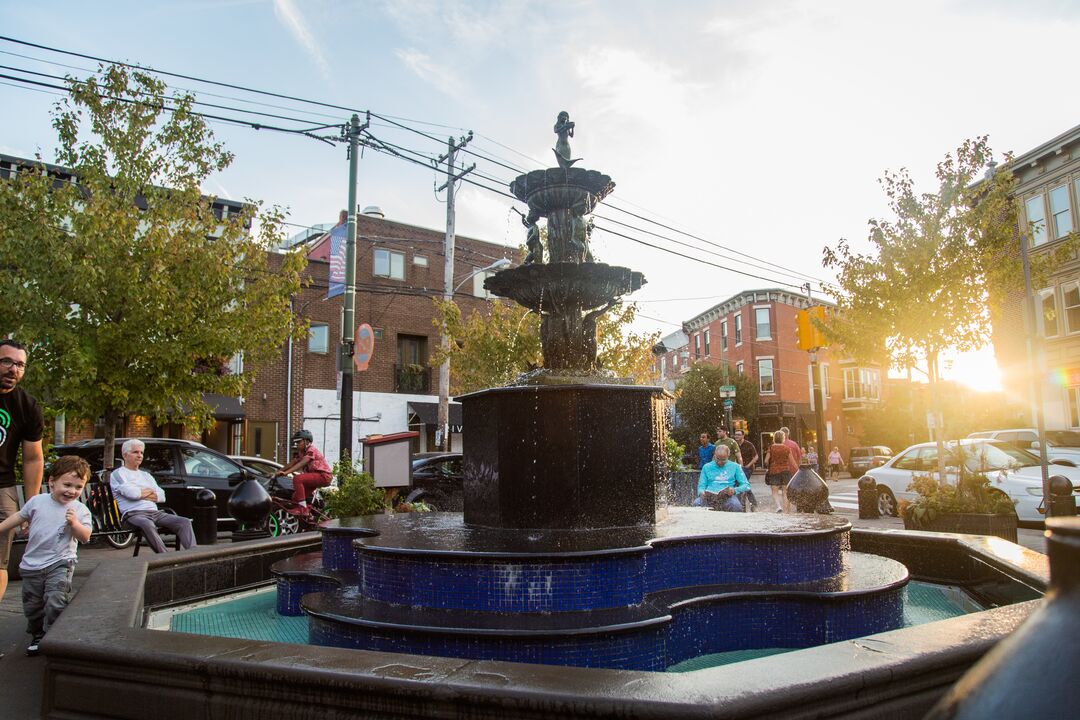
top-left (17, 493), bottom-right (92, 571)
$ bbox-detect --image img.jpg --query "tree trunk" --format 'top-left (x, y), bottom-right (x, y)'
top-left (927, 351), bottom-right (947, 483)
top-left (102, 407), bottom-right (120, 472)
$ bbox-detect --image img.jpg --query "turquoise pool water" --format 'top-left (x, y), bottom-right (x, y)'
top-left (167, 581), bottom-right (979, 670)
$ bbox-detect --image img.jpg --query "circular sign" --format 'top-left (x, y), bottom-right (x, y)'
top-left (354, 323), bottom-right (375, 372)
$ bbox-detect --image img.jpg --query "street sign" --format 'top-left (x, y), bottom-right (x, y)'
top-left (723, 398), bottom-right (734, 408)
top-left (720, 385), bottom-right (737, 393)
top-left (354, 323), bottom-right (375, 372)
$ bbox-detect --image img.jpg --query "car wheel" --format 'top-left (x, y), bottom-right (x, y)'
top-left (105, 531), bottom-right (136, 549)
top-left (877, 486), bottom-right (899, 517)
top-left (271, 507), bottom-right (300, 535)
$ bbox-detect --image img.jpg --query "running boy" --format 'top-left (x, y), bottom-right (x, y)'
top-left (0, 455), bottom-right (92, 656)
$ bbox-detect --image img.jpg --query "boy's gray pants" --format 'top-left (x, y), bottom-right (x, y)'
top-left (21, 559), bottom-right (75, 637)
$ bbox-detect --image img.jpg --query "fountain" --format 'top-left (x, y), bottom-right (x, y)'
top-left (271, 113), bottom-right (911, 670)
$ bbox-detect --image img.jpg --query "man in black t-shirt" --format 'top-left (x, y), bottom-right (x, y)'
top-left (0, 339), bottom-right (45, 619)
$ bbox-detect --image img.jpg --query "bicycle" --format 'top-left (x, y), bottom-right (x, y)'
top-left (83, 473), bottom-right (137, 549)
top-left (264, 475), bottom-right (333, 537)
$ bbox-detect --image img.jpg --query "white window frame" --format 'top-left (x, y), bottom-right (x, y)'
top-left (660, 356), bottom-right (667, 378)
top-left (1026, 194), bottom-right (1048, 247)
top-left (753, 305), bottom-right (771, 340)
top-left (821, 363), bottom-right (830, 398)
top-left (1063, 281), bottom-right (1080, 335)
top-left (758, 357), bottom-right (775, 394)
top-left (374, 248), bottom-right (405, 280)
top-left (735, 313), bottom-right (743, 346)
top-left (226, 352), bottom-right (243, 375)
top-left (1049, 183), bottom-right (1073, 240)
top-left (721, 319), bottom-right (728, 349)
top-left (843, 367), bottom-right (881, 401)
top-left (308, 323), bottom-right (329, 354)
top-left (693, 333), bottom-right (700, 358)
top-left (413, 255), bottom-right (428, 268)
top-left (1069, 386), bottom-right (1080, 428)
top-left (736, 361), bottom-right (744, 375)
top-left (703, 329), bottom-right (710, 357)
top-left (1039, 287), bottom-right (1059, 338)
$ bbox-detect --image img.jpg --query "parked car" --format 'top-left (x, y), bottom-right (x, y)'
top-left (52, 438), bottom-right (265, 525)
top-left (967, 429), bottom-right (1080, 467)
top-left (408, 452), bottom-right (464, 511)
top-left (229, 455), bottom-right (283, 478)
top-left (849, 446), bottom-right (893, 475)
top-left (864, 438), bottom-right (1080, 523)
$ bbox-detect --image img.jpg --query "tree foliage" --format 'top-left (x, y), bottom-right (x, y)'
top-left (432, 299), bottom-right (659, 393)
top-left (671, 363), bottom-right (759, 447)
top-left (0, 65), bottom-right (306, 466)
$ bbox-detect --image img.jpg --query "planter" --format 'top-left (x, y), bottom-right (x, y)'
top-left (903, 512), bottom-right (1018, 543)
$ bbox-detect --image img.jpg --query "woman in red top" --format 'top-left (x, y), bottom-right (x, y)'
top-left (764, 429), bottom-right (792, 513)
top-left (274, 430), bottom-right (333, 516)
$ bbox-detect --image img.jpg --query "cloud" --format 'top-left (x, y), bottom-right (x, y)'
top-left (273, 0), bottom-right (331, 81)
top-left (394, 48), bottom-right (466, 97)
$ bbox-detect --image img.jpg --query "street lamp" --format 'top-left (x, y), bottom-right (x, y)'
top-left (437, 257), bottom-right (513, 450)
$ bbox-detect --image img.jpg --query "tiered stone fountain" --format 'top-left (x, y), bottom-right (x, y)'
top-left (272, 113), bottom-right (909, 670)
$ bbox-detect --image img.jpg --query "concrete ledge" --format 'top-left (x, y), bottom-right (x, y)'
top-left (41, 529), bottom-right (1047, 719)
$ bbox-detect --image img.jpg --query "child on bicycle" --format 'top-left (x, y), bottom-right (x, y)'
top-left (274, 430), bottom-right (332, 517)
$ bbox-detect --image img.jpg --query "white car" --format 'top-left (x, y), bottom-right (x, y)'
top-left (865, 439), bottom-right (1080, 523)
top-left (967, 429), bottom-right (1080, 467)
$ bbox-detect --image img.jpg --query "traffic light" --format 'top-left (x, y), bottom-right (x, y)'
top-left (795, 306), bottom-right (827, 351)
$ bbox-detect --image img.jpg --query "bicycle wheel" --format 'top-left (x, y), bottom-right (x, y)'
top-left (105, 530), bottom-right (136, 549)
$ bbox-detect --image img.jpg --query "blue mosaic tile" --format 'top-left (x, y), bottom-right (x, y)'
top-left (321, 531), bottom-right (359, 571)
top-left (276, 576), bottom-right (339, 616)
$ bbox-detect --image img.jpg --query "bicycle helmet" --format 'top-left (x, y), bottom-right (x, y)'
top-left (292, 429), bottom-right (314, 443)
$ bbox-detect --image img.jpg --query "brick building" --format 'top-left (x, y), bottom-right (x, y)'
top-left (681, 288), bottom-right (883, 463)
top-left (992, 123), bottom-right (1080, 429)
top-left (242, 209), bottom-right (516, 464)
top-left (652, 330), bottom-right (689, 391)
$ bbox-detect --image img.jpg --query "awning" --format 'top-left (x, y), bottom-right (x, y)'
top-left (407, 401), bottom-right (462, 428)
top-left (203, 393), bottom-right (245, 420)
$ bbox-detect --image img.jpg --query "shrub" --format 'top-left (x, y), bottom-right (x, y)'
top-left (902, 472), bottom-right (1015, 528)
top-left (321, 456), bottom-right (386, 519)
top-left (664, 436), bottom-right (688, 473)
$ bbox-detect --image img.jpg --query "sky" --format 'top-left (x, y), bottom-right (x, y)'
top-left (3, 0), bottom-right (1079, 393)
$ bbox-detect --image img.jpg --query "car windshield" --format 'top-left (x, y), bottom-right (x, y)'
top-left (957, 442), bottom-right (1032, 472)
top-left (1046, 431), bottom-right (1080, 447)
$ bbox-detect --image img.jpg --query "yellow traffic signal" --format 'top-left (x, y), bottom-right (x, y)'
top-left (795, 306), bottom-right (827, 351)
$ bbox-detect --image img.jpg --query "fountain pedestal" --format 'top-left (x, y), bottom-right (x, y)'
top-left (460, 383), bottom-right (666, 530)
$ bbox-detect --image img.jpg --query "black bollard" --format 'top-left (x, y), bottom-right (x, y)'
top-left (1048, 474), bottom-right (1077, 517)
top-left (857, 475), bottom-right (880, 519)
top-left (787, 464), bottom-right (830, 513)
top-left (192, 488), bottom-right (218, 545)
top-left (228, 471), bottom-right (272, 542)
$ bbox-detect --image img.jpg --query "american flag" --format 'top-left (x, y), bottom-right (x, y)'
top-left (326, 222), bottom-right (347, 299)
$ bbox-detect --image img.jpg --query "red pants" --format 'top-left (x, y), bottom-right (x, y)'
top-left (292, 472), bottom-right (332, 504)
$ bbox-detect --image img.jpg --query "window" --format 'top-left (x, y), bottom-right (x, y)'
top-left (1040, 288), bottom-right (1059, 338)
top-left (758, 358), bottom-right (774, 393)
top-left (1026, 195), bottom-right (1047, 246)
top-left (226, 352), bottom-right (243, 375)
top-left (843, 367), bottom-right (881, 400)
top-left (660, 356), bottom-right (667, 378)
top-left (308, 323), bottom-right (329, 353)
top-left (735, 314), bottom-right (743, 345)
top-left (703, 330), bottom-right (710, 357)
top-left (821, 364), bottom-right (830, 397)
top-left (397, 334), bottom-right (428, 365)
top-left (1070, 386), bottom-right (1080, 428)
top-left (413, 255), bottom-right (428, 268)
top-left (721, 320), bottom-right (728, 349)
top-left (736, 361), bottom-right (744, 375)
top-left (181, 448), bottom-right (240, 479)
top-left (693, 333), bottom-right (700, 358)
top-left (1049, 184), bottom-right (1073, 239)
top-left (825, 421), bottom-right (833, 441)
top-left (754, 307), bottom-right (771, 340)
top-left (1063, 283), bottom-right (1080, 335)
top-left (374, 248), bottom-right (405, 279)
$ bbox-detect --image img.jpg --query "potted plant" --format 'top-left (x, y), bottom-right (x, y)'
top-left (901, 472), bottom-right (1018, 542)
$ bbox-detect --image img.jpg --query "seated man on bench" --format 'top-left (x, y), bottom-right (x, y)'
top-left (110, 439), bottom-right (196, 553)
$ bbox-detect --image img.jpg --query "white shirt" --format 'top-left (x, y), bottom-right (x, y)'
top-left (17, 493), bottom-right (92, 571)
top-left (110, 466), bottom-right (165, 516)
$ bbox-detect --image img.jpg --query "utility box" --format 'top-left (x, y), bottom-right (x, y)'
top-left (361, 432), bottom-right (419, 488)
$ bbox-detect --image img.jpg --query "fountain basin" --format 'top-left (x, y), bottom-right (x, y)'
top-left (484, 263), bottom-right (645, 313)
top-left (509, 167), bottom-right (615, 213)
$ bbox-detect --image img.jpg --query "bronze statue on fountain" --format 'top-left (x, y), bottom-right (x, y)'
top-left (485, 111), bottom-right (645, 379)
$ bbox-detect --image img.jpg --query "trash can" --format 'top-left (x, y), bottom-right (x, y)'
top-left (192, 488), bottom-right (218, 545)
top-left (1048, 475), bottom-right (1077, 518)
top-left (858, 475), bottom-right (880, 520)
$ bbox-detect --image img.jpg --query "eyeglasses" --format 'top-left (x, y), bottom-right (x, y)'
top-left (0, 358), bottom-right (27, 371)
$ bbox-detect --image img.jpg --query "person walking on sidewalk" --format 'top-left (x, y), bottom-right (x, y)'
top-left (780, 426), bottom-right (802, 472)
top-left (0, 339), bottom-right (45, 627)
top-left (274, 430), bottom-right (333, 517)
top-left (765, 430), bottom-right (793, 513)
top-left (828, 447), bottom-right (844, 481)
top-left (715, 426), bottom-right (743, 467)
top-left (0, 455), bottom-right (91, 656)
top-left (734, 429), bottom-right (759, 511)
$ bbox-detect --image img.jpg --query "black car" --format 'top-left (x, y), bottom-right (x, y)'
top-left (51, 437), bottom-right (267, 525)
top-left (409, 452), bottom-right (464, 511)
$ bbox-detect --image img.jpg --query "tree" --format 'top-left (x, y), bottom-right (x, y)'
top-left (0, 65), bottom-right (306, 468)
top-left (432, 299), bottom-right (659, 393)
top-left (821, 137), bottom-right (1067, 479)
top-left (671, 363), bottom-right (759, 448)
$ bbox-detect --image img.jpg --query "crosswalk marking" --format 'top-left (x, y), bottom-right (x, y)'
top-left (828, 491), bottom-right (859, 510)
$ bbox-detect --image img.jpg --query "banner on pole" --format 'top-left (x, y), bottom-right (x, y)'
top-left (326, 222), bottom-right (348, 299)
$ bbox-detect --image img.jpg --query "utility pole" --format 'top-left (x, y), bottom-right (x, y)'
top-left (339, 113), bottom-right (369, 463)
top-left (804, 284), bottom-right (828, 475)
top-left (437, 132), bottom-right (476, 451)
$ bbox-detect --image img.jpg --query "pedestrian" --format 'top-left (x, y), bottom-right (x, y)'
top-left (697, 432), bottom-right (715, 470)
top-left (733, 429), bottom-right (759, 511)
top-left (111, 439), bottom-right (197, 553)
top-left (274, 430), bottom-right (333, 517)
top-left (694, 445), bottom-right (750, 512)
top-left (779, 426), bottom-right (802, 472)
top-left (828, 447), bottom-right (845, 481)
top-left (806, 447), bottom-right (819, 474)
top-left (0, 455), bottom-right (92, 656)
top-left (764, 430), bottom-right (793, 513)
top-left (0, 338), bottom-right (45, 657)
top-left (715, 426), bottom-right (743, 467)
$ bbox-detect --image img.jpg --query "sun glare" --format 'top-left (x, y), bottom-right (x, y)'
top-left (948, 347), bottom-right (1003, 393)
